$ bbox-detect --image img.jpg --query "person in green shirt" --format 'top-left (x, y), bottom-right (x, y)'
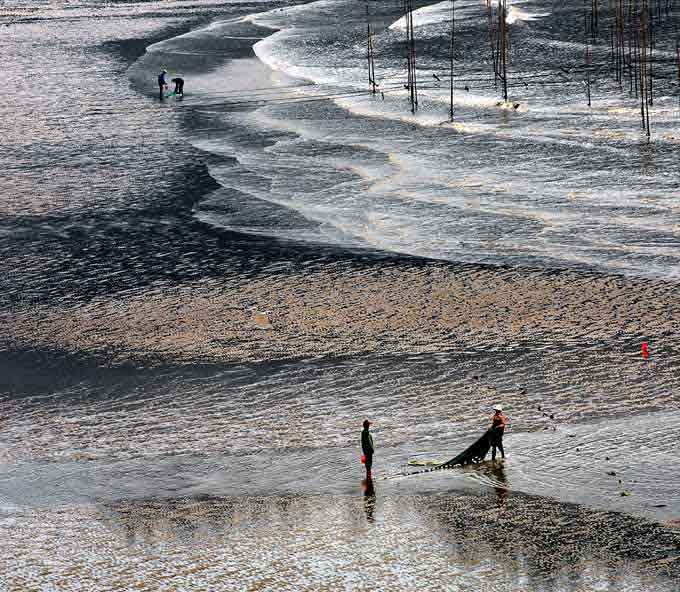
top-left (361, 419), bottom-right (374, 479)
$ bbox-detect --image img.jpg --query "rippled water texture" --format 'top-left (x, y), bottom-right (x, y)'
top-left (194, 0), bottom-right (680, 277)
top-left (2, 0), bottom-right (680, 590)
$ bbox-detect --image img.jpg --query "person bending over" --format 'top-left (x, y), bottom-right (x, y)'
top-left (171, 77), bottom-right (184, 96)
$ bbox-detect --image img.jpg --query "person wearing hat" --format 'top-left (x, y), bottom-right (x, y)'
top-left (489, 405), bottom-right (508, 461)
top-left (361, 419), bottom-right (375, 479)
top-left (157, 69), bottom-right (168, 100)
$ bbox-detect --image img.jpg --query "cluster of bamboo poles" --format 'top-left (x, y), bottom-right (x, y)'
top-left (363, 0), bottom-right (680, 139)
top-left (485, 0), bottom-right (510, 102)
top-left (403, 0), bottom-right (419, 113)
top-left (607, 0), bottom-right (678, 137)
top-left (364, 0), bottom-right (509, 115)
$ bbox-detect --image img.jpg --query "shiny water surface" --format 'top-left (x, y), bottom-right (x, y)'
top-left (2, 0), bottom-right (680, 590)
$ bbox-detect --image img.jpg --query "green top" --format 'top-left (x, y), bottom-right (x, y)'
top-left (361, 429), bottom-right (374, 455)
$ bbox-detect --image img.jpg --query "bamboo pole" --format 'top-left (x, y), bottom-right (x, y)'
top-left (639, 1), bottom-right (651, 138)
top-left (409, 0), bottom-right (418, 111)
top-left (618, 0), bottom-right (625, 87)
top-left (403, 0), bottom-right (412, 110)
top-left (585, 0), bottom-right (592, 106)
top-left (365, 0), bottom-right (377, 94)
top-left (449, 0), bottom-right (455, 121)
top-left (627, 0), bottom-right (634, 93)
top-left (486, 0), bottom-right (499, 86)
top-left (677, 39), bottom-right (680, 109)
top-left (648, 0), bottom-right (654, 105)
top-left (498, 0), bottom-right (508, 103)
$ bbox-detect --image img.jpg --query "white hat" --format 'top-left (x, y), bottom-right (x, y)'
top-left (493, 404), bottom-right (503, 411)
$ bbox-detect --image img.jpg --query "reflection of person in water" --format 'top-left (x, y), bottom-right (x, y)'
top-left (362, 478), bottom-right (376, 523)
top-left (489, 461), bottom-right (508, 511)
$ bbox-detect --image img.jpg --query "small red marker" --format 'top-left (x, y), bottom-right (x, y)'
top-left (641, 342), bottom-right (649, 359)
top-left (360, 454), bottom-right (366, 464)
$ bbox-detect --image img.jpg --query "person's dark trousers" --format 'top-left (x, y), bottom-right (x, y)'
top-left (365, 453), bottom-right (373, 477)
top-left (491, 436), bottom-right (504, 460)
top-left (159, 86), bottom-right (164, 100)
top-left (176, 81), bottom-right (184, 95)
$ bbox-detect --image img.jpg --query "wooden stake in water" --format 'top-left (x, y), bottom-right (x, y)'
top-left (617, 0), bottom-right (625, 87)
top-left (365, 0), bottom-right (377, 94)
top-left (486, 0), bottom-right (498, 86)
top-left (648, 1), bottom-right (654, 106)
top-left (498, 0), bottom-right (509, 103)
top-left (584, 0), bottom-right (592, 106)
top-left (591, 0), bottom-right (599, 36)
top-left (449, 0), bottom-right (455, 121)
top-left (676, 39), bottom-right (680, 110)
top-left (503, 0), bottom-right (508, 103)
top-left (638, 2), bottom-right (651, 139)
top-left (409, 0), bottom-right (418, 112)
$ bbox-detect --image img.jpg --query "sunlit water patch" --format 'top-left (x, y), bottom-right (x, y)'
top-left (182, 0), bottom-right (680, 278)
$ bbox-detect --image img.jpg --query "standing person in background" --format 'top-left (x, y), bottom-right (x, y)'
top-left (490, 405), bottom-right (508, 461)
top-left (361, 419), bottom-right (374, 479)
top-left (171, 77), bottom-right (184, 96)
top-left (157, 69), bottom-right (168, 100)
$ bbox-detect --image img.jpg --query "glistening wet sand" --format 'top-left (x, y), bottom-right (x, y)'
top-left (3, 490), bottom-right (679, 592)
top-left (3, 260), bottom-right (678, 365)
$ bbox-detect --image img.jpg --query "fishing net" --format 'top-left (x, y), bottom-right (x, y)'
top-left (437, 428), bottom-right (493, 468)
top-left (402, 429), bottom-right (497, 477)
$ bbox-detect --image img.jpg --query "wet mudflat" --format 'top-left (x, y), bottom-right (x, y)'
top-left (3, 488), bottom-right (679, 592)
top-left (2, 0), bottom-right (680, 590)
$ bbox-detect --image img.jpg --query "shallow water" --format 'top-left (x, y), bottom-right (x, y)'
top-left (2, 348), bottom-right (679, 517)
top-left (189, 0), bottom-right (680, 278)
